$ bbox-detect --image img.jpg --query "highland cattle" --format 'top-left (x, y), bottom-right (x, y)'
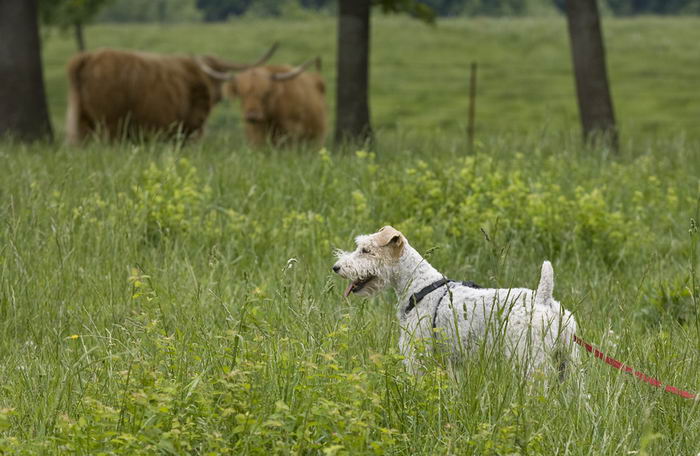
top-left (203, 57), bottom-right (326, 147)
top-left (65, 44), bottom-right (278, 144)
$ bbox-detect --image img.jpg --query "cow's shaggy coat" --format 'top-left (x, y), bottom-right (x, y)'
top-left (65, 47), bottom-right (275, 144)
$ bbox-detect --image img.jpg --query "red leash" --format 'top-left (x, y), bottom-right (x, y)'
top-left (573, 335), bottom-right (697, 400)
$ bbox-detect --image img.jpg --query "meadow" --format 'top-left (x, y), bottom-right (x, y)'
top-left (1, 15), bottom-right (700, 455)
top-left (40, 15), bottom-right (700, 139)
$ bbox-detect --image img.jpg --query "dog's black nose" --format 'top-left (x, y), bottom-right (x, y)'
top-left (332, 265), bottom-right (340, 273)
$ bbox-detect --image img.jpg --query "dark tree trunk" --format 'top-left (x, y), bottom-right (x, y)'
top-left (335, 0), bottom-right (372, 145)
top-left (157, 0), bottom-right (167, 23)
top-left (74, 20), bottom-right (86, 51)
top-left (0, 0), bottom-right (53, 141)
top-left (565, 0), bottom-right (618, 150)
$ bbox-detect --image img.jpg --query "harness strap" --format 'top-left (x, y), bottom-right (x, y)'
top-left (404, 278), bottom-right (481, 315)
top-left (404, 278), bottom-right (480, 353)
top-left (405, 278), bottom-right (451, 314)
top-left (431, 286), bottom-right (454, 331)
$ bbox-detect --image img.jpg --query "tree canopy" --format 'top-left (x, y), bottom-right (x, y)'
top-left (97, 0), bottom-right (202, 23)
top-left (192, 0), bottom-right (700, 20)
top-left (39, 0), bottom-right (112, 29)
top-left (38, 0), bottom-right (700, 23)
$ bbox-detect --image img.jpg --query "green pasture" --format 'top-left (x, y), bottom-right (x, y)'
top-left (2, 131), bottom-right (700, 453)
top-left (41, 16), bottom-right (700, 140)
top-left (1, 14), bottom-right (699, 455)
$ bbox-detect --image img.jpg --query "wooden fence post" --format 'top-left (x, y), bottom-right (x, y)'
top-left (467, 61), bottom-right (477, 153)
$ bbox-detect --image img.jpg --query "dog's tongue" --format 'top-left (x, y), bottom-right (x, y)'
top-left (343, 281), bottom-right (356, 297)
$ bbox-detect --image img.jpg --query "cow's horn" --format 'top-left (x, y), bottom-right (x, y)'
top-left (195, 56), bottom-right (235, 81)
top-left (247, 42), bottom-right (279, 67)
top-left (271, 57), bottom-right (321, 82)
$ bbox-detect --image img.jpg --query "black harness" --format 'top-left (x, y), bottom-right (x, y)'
top-left (404, 278), bottom-right (481, 331)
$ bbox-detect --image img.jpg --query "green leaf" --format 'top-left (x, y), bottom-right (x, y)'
top-left (373, 0), bottom-right (436, 24)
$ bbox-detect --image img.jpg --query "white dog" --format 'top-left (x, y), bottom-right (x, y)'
top-left (332, 226), bottom-right (579, 378)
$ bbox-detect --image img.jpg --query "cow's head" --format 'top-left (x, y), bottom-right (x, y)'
top-left (195, 43), bottom-right (279, 102)
top-left (226, 57), bottom-right (321, 124)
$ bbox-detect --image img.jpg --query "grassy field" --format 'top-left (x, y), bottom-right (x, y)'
top-left (1, 16), bottom-right (700, 455)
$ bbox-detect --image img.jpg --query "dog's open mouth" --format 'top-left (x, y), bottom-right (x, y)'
top-left (343, 276), bottom-right (376, 297)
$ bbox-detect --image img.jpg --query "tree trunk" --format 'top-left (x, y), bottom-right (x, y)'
top-left (0, 0), bottom-right (53, 141)
top-left (157, 0), bottom-right (167, 23)
top-left (565, 0), bottom-right (618, 150)
top-left (335, 0), bottom-right (372, 145)
top-left (74, 20), bottom-right (86, 51)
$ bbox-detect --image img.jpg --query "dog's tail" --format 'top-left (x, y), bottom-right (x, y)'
top-left (535, 260), bottom-right (580, 380)
top-left (535, 261), bottom-right (554, 308)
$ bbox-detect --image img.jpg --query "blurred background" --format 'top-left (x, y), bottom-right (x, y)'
top-left (2, 0), bottom-right (699, 144)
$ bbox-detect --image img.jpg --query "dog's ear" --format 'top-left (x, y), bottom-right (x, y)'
top-left (376, 226), bottom-right (404, 257)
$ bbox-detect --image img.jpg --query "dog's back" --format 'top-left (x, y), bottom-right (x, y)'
top-left (432, 261), bottom-right (579, 378)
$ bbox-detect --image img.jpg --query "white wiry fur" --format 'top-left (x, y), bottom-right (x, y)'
top-left (333, 226), bottom-right (579, 377)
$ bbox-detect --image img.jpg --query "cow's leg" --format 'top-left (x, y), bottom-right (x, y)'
top-left (244, 124), bottom-right (267, 147)
top-left (278, 118), bottom-right (307, 144)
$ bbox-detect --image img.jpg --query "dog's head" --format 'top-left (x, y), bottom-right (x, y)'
top-left (332, 226), bottom-right (405, 297)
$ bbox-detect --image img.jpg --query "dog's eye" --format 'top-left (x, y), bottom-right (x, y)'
top-left (361, 248), bottom-right (370, 254)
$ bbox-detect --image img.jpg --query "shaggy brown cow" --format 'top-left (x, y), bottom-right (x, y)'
top-left (203, 58), bottom-right (326, 147)
top-left (65, 44), bottom-right (277, 144)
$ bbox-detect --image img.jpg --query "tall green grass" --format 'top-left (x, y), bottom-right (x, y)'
top-left (1, 129), bottom-right (699, 453)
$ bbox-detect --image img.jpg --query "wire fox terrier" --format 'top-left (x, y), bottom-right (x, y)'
top-left (332, 226), bottom-right (579, 378)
